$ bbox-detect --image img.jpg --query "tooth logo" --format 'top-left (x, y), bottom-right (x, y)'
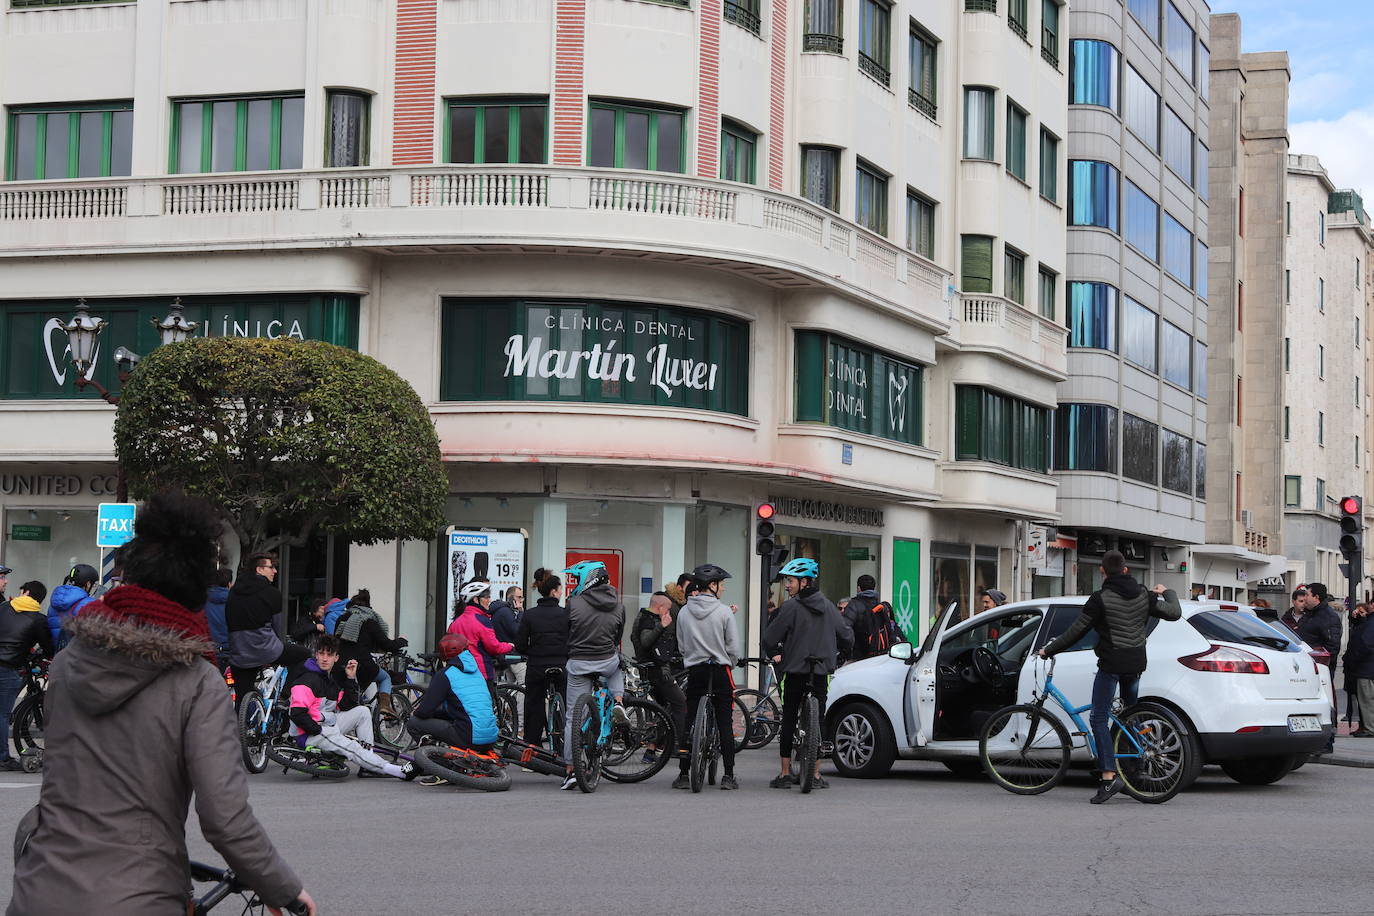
top-left (888, 373), bottom-right (909, 434)
top-left (43, 317), bottom-right (99, 387)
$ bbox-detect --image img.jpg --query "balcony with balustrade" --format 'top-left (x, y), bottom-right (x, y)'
top-left (944, 293), bottom-right (1067, 379)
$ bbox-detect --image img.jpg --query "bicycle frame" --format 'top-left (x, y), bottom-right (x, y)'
top-left (1032, 659), bottom-right (1148, 763)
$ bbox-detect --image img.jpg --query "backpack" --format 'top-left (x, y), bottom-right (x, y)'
top-left (868, 602), bottom-right (905, 653)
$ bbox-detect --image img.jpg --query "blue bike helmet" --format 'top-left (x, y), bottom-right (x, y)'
top-left (562, 561), bottom-right (609, 596)
top-left (778, 558), bottom-right (819, 581)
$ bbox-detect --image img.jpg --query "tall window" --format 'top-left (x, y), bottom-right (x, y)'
top-left (1124, 181), bottom-right (1159, 260)
top-left (907, 191), bottom-right (936, 259)
top-left (1122, 414), bottom-right (1159, 484)
top-left (1006, 101), bottom-right (1027, 180)
top-left (1162, 212), bottom-right (1192, 286)
top-left (325, 91), bottom-right (370, 168)
top-left (963, 87), bottom-right (995, 160)
top-left (1055, 404), bottom-right (1117, 473)
top-left (1128, 0), bottom-right (1160, 43)
top-left (1039, 128), bottom-right (1059, 202)
top-left (1041, 0), bottom-right (1060, 67)
top-left (1319, 277), bottom-right (1325, 312)
top-left (449, 98), bottom-right (547, 165)
top-left (1068, 281), bottom-right (1117, 350)
top-left (1124, 66), bottom-right (1160, 150)
top-left (956, 386), bottom-right (1051, 472)
top-left (859, 0), bottom-right (892, 86)
top-left (1069, 160), bottom-right (1119, 231)
top-left (961, 235), bottom-right (994, 294)
top-left (805, 0), bottom-right (844, 53)
top-left (1196, 141), bottom-right (1209, 201)
top-left (1196, 444), bottom-right (1206, 499)
top-left (1070, 40), bottom-right (1119, 110)
top-left (801, 146), bottom-right (840, 211)
top-left (1319, 344), bottom-right (1325, 379)
top-left (7, 102), bottom-right (132, 180)
top-left (588, 101), bottom-right (682, 172)
top-left (1198, 42), bottom-right (1210, 101)
top-left (720, 120), bottom-right (757, 184)
top-left (1005, 247), bottom-right (1026, 305)
top-left (1319, 210), bottom-right (1326, 243)
top-left (1008, 0), bottom-right (1028, 39)
top-left (1317, 477), bottom-right (1326, 506)
top-left (1161, 320), bottom-right (1191, 389)
top-left (909, 24), bottom-right (939, 118)
top-left (1284, 475), bottom-right (1301, 507)
top-left (172, 95), bottom-right (304, 173)
top-left (1162, 430), bottom-right (1192, 493)
top-left (1163, 107), bottom-right (1193, 184)
top-left (1285, 270), bottom-right (1291, 303)
top-left (724, 0), bottom-right (761, 35)
top-left (1284, 406), bottom-right (1290, 440)
top-left (1194, 340), bottom-right (1207, 398)
top-left (1122, 297), bottom-right (1157, 372)
top-left (856, 160), bottom-right (889, 235)
top-left (1196, 240), bottom-right (1208, 296)
top-left (1038, 266), bottom-right (1057, 320)
top-left (1166, 3), bottom-right (1195, 82)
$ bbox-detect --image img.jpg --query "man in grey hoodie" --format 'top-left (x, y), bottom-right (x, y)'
top-left (674, 564), bottom-right (742, 790)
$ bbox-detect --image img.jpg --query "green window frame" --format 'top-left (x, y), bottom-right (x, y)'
top-left (961, 235), bottom-right (994, 293)
top-left (587, 101), bottom-right (685, 173)
top-left (720, 119), bottom-right (757, 184)
top-left (795, 330), bottom-right (923, 447)
top-left (909, 24), bottom-right (938, 118)
top-left (1004, 247), bottom-right (1025, 305)
top-left (955, 386), bottom-right (1050, 472)
top-left (855, 160), bottom-right (889, 236)
top-left (1039, 128), bottom-right (1058, 202)
top-left (1284, 475), bottom-right (1300, 507)
top-left (6, 101), bottom-right (133, 181)
top-left (446, 97), bottom-right (548, 165)
top-left (1041, 0), bottom-right (1060, 66)
top-left (170, 95), bottom-right (305, 174)
top-left (858, 0), bottom-right (892, 86)
top-left (324, 91), bottom-right (370, 168)
top-left (1038, 266), bottom-right (1056, 320)
top-left (907, 190), bottom-right (935, 259)
top-left (1006, 101), bottom-right (1027, 181)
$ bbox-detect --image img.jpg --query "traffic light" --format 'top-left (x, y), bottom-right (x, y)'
top-left (1339, 496), bottom-right (1363, 598)
top-left (755, 503), bottom-right (776, 556)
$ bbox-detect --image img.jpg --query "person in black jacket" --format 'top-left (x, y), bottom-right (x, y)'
top-left (225, 554), bottom-right (310, 705)
top-left (1294, 583), bottom-right (1343, 753)
top-left (514, 573), bottom-right (570, 746)
top-left (631, 592), bottom-right (687, 758)
top-left (333, 590), bottom-right (408, 715)
top-left (1344, 604), bottom-right (1374, 736)
top-left (0, 580), bottom-right (53, 772)
top-left (843, 575), bottom-right (881, 661)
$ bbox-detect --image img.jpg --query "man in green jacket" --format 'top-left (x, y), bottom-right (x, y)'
top-left (1040, 549), bottom-right (1181, 804)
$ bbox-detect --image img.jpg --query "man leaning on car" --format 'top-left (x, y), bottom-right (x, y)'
top-left (1287, 583), bottom-right (1342, 753)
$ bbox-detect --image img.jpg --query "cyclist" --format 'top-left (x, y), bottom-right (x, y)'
top-left (334, 589), bottom-right (408, 715)
top-left (0, 580), bottom-right (53, 772)
top-left (674, 564), bottom-right (742, 790)
top-left (560, 560), bottom-right (627, 791)
top-left (515, 572), bottom-right (570, 746)
top-left (46, 563), bottom-right (100, 649)
top-left (406, 633), bottom-right (500, 786)
top-left (1038, 549), bottom-right (1181, 804)
top-left (448, 580), bottom-right (513, 681)
top-left (632, 591), bottom-right (687, 764)
top-left (763, 558), bottom-right (853, 790)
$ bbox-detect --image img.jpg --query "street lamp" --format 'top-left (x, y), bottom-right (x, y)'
top-left (62, 300), bottom-right (106, 379)
top-left (153, 297), bottom-right (198, 346)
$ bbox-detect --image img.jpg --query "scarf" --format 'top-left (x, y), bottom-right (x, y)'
top-left (337, 604), bottom-right (387, 643)
top-left (83, 584), bottom-right (215, 662)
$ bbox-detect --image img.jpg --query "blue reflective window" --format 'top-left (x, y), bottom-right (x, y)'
top-left (1055, 404), bottom-right (1118, 473)
top-left (1162, 211), bottom-right (1192, 286)
top-left (1070, 40), bottom-right (1119, 110)
top-left (1069, 160), bottom-right (1119, 231)
top-left (1068, 281), bottom-right (1118, 351)
top-left (1124, 181), bottom-right (1158, 260)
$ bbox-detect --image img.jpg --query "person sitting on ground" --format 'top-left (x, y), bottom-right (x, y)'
top-left (447, 580), bottom-right (514, 681)
top-left (286, 634), bottom-right (405, 780)
top-left (406, 633), bottom-right (501, 786)
top-left (333, 589), bottom-right (408, 715)
top-left (0, 580), bottom-right (54, 772)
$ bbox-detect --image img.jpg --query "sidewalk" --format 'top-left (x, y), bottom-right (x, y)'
top-left (1311, 721), bottom-right (1374, 769)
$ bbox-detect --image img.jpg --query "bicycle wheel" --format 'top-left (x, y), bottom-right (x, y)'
top-left (374, 692), bottom-right (413, 750)
top-left (602, 698), bottom-right (674, 783)
top-left (394, 684), bottom-right (425, 719)
top-left (494, 688), bottom-right (520, 738)
top-left (237, 691), bottom-right (269, 774)
top-left (266, 741), bottom-right (352, 779)
top-left (730, 695), bottom-right (752, 754)
top-left (497, 685), bottom-right (525, 735)
top-left (798, 696), bottom-right (820, 794)
top-left (569, 693), bottom-right (603, 793)
top-left (414, 745), bottom-right (512, 792)
top-left (547, 691), bottom-right (565, 757)
top-left (1113, 702), bottom-right (1199, 804)
top-left (10, 694), bottom-right (44, 757)
top-left (736, 688), bottom-right (780, 750)
top-left (979, 704), bottom-right (1071, 795)
top-left (689, 697), bottom-right (712, 793)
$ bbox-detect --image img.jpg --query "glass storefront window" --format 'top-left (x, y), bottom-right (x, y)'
top-left (931, 541), bottom-right (999, 622)
top-left (771, 527), bottom-right (880, 616)
top-left (1, 508), bottom-right (100, 595)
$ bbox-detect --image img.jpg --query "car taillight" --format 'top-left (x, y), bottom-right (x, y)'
top-left (1178, 645), bottom-right (1270, 674)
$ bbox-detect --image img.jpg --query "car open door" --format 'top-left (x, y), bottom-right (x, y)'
top-left (899, 602), bottom-right (958, 748)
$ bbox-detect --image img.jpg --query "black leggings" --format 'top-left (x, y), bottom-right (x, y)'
top-left (779, 672), bottom-right (829, 759)
top-left (523, 664), bottom-right (567, 745)
top-left (680, 664), bottom-right (735, 776)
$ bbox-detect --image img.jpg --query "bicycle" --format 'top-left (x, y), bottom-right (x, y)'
top-left (189, 860), bottom-right (309, 915)
top-left (735, 656), bottom-right (782, 750)
top-left (788, 656), bottom-right (828, 794)
top-left (411, 742), bottom-right (512, 792)
top-left (237, 666), bottom-right (289, 774)
top-left (568, 671), bottom-right (675, 792)
top-left (668, 660), bottom-right (753, 753)
top-left (687, 683), bottom-right (729, 793)
top-left (10, 651), bottom-right (48, 770)
top-left (978, 656), bottom-right (1199, 803)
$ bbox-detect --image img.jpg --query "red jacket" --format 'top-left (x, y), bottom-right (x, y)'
top-left (446, 605), bottom-right (513, 679)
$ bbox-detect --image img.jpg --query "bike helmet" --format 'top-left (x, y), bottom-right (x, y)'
top-left (438, 633), bottom-right (469, 661)
top-left (459, 579), bottom-right (491, 602)
top-left (777, 558), bottom-right (819, 581)
top-left (66, 563), bottom-right (99, 589)
top-left (689, 564), bottom-right (732, 584)
top-left (562, 561), bottom-right (609, 597)
top-left (0, 565), bottom-right (11, 576)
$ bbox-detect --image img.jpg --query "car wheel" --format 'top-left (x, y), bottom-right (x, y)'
top-left (1219, 754), bottom-right (1297, 786)
top-left (829, 703), bottom-right (896, 778)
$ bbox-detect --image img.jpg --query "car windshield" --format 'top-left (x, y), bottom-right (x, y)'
top-left (1189, 611), bottom-right (1300, 652)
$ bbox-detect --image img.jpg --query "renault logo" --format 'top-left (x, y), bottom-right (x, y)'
top-left (1292, 659), bottom-right (1300, 674)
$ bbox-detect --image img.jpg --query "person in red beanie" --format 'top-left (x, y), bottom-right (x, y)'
top-left (8, 490), bottom-right (315, 916)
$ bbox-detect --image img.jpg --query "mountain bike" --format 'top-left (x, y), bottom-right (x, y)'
top-left (412, 743), bottom-right (512, 791)
top-left (237, 666), bottom-right (289, 774)
top-left (688, 692), bottom-right (724, 793)
top-left (791, 656), bottom-right (827, 794)
top-left (569, 672), bottom-right (675, 792)
top-left (9, 652), bottom-right (48, 770)
top-left (736, 656), bottom-right (782, 750)
top-left (189, 861), bottom-right (309, 915)
top-left (669, 660), bottom-right (753, 753)
top-left (978, 656), bottom-right (1199, 803)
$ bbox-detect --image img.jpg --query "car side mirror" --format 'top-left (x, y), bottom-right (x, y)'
top-left (888, 642), bottom-right (915, 663)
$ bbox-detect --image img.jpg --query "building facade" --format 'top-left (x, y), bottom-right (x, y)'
top-left (0, 0), bottom-right (1067, 650)
top-left (1059, 0), bottom-right (1210, 594)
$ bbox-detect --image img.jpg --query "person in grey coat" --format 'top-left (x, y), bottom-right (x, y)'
top-left (7, 490), bottom-right (313, 916)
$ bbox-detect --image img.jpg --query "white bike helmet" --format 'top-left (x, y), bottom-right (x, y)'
top-left (459, 579), bottom-right (491, 602)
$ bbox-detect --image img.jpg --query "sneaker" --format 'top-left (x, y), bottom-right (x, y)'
top-left (0, 758), bottom-right (22, 773)
top-left (612, 704), bottom-right (630, 725)
top-left (417, 775), bottom-right (449, 787)
top-left (641, 749), bottom-right (658, 764)
top-left (1351, 729), bottom-right (1374, 738)
top-left (672, 773), bottom-right (691, 790)
top-left (1090, 776), bottom-right (1124, 805)
top-left (719, 774), bottom-right (739, 790)
top-left (560, 774), bottom-right (579, 791)
top-left (812, 775), bottom-right (829, 789)
top-left (791, 772), bottom-right (801, 785)
top-left (769, 774), bottom-right (792, 789)
top-left (356, 767), bottom-right (387, 779)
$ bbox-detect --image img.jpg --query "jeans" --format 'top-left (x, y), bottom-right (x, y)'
top-left (1091, 670), bottom-right (1139, 775)
top-left (373, 669), bottom-right (392, 695)
top-left (564, 656), bottom-right (624, 759)
top-left (0, 666), bottom-right (22, 764)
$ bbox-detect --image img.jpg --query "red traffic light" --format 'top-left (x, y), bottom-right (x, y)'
top-left (756, 502), bottom-right (776, 520)
top-left (1341, 496), bottom-right (1362, 516)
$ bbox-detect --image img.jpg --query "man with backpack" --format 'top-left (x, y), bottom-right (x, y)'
top-left (843, 575), bottom-right (904, 661)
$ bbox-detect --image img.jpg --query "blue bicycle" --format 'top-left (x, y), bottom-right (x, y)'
top-left (568, 671), bottom-right (675, 793)
top-left (978, 657), bottom-right (1197, 803)
top-left (237, 666), bottom-right (290, 773)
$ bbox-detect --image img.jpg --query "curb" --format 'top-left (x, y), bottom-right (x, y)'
top-left (1307, 753), bottom-right (1374, 769)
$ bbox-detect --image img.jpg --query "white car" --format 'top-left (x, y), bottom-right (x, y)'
top-left (824, 596), bottom-right (1333, 788)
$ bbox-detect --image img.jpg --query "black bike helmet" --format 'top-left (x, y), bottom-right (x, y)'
top-left (66, 563), bottom-right (99, 588)
top-left (689, 564), bottom-right (732, 584)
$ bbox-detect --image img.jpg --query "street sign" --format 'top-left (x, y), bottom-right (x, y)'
top-left (96, 502), bottom-right (137, 548)
top-left (892, 538), bottom-right (921, 642)
top-left (9, 525), bottom-right (50, 542)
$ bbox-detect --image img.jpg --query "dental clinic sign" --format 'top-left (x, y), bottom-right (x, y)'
top-left (794, 330), bottom-right (923, 447)
top-left (440, 299), bottom-right (749, 416)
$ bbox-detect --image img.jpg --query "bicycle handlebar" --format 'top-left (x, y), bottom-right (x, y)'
top-left (189, 861), bottom-right (309, 915)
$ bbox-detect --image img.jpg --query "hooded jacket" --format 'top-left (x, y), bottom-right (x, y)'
top-left (566, 583), bottom-right (626, 661)
top-left (844, 589), bottom-right (881, 658)
top-left (224, 573), bottom-right (284, 668)
top-left (763, 588), bottom-right (853, 675)
top-left (203, 584), bottom-right (230, 650)
top-left (1294, 599), bottom-right (1342, 666)
top-left (447, 603), bottom-right (513, 679)
top-left (1042, 574), bottom-right (1182, 674)
top-left (0, 595), bottom-right (54, 668)
top-left (288, 658), bottom-right (360, 737)
top-left (1343, 615), bottom-right (1374, 681)
top-left (8, 589), bottom-right (300, 915)
top-left (515, 596), bottom-right (570, 667)
top-left (335, 605), bottom-right (406, 687)
top-left (488, 598), bottom-right (520, 644)
top-left (413, 650), bottom-right (499, 747)
top-left (632, 608), bottom-right (680, 667)
top-left (46, 583), bottom-right (96, 647)
top-left (676, 593), bottom-right (739, 667)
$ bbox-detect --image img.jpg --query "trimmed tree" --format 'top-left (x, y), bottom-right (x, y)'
top-left (114, 337), bottom-right (447, 557)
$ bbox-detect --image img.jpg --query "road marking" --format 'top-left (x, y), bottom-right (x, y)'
top-left (0, 783), bottom-right (40, 788)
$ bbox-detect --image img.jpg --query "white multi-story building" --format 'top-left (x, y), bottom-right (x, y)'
top-left (0, 0), bottom-right (1068, 647)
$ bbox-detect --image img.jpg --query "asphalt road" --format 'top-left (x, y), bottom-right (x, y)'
top-left (1, 750), bottom-right (1367, 916)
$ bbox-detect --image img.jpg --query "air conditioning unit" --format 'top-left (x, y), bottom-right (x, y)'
top-left (1240, 510), bottom-right (1254, 530)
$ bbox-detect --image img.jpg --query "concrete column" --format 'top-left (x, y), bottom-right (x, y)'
top-left (130, 0), bottom-right (168, 178)
top-left (348, 541), bottom-right (400, 630)
top-left (655, 504), bottom-right (687, 601)
top-left (529, 499), bottom-right (568, 581)
top-left (397, 538), bottom-right (430, 646)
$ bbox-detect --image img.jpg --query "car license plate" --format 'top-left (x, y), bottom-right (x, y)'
top-left (1288, 715), bottom-right (1321, 733)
